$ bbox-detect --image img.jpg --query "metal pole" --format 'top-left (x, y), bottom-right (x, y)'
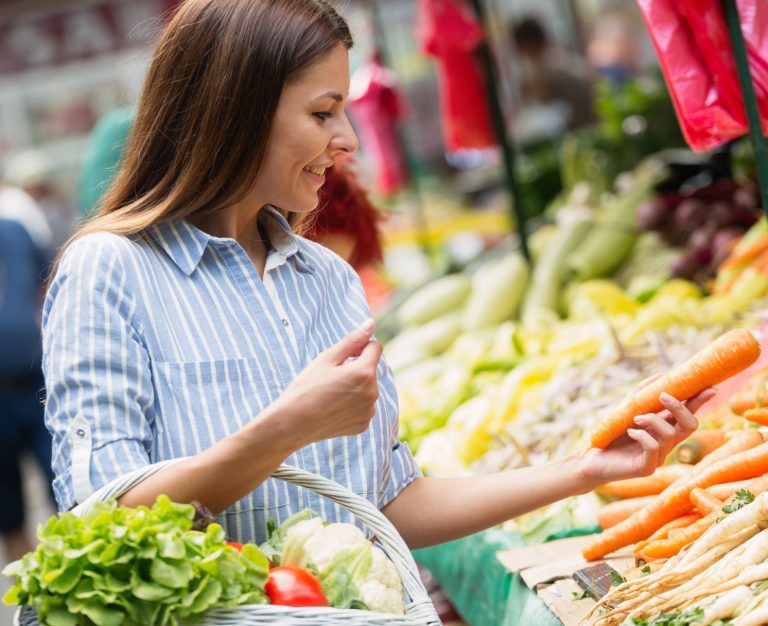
top-left (467, 0), bottom-right (531, 262)
top-left (723, 0), bottom-right (768, 216)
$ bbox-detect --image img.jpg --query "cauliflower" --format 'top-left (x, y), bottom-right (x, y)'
top-left (290, 521), bottom-right (369, 571)
top-left (267, 514), bottom-right (406, 615)
top-left (358, 546), bottom-right (405, 615)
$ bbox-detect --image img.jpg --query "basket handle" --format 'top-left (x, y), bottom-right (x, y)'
top-left (72, 459), bottom-right (431, 606)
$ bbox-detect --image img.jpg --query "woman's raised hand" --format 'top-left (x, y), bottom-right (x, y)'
top-left (579, 386), bottom-right (716, 486)
top-left (269, 319), bottom-right (383, 447)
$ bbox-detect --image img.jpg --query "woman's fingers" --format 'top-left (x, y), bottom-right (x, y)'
top-left (684, 387), bottom-right (718, 414)
top-left (634, 412), bottom-right (677, 459)
top-left (659, 392), bottom-right (700, 442)
top-left (626, 428), bottom-right (661, 474)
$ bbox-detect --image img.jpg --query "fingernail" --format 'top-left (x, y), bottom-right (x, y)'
top-left (660, 392), bottom-right (674, 404)
top-left (633, 415), bottom-right (645, 425)
top-left (360, 318), bottom-right (374, 335)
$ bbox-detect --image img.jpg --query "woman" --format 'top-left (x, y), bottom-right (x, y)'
top-left (44, 0), bottom-right (711, 550)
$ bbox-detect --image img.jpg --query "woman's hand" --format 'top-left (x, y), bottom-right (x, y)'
top-left (264, 318), bottom-right (383, 450)
top-left (579, 384), bottom-right (717, 487)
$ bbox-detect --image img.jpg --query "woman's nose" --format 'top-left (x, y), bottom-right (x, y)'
top-left (332, 113), bottom-right (359, 154)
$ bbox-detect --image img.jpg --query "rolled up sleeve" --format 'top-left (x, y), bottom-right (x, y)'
top-left (378, 359), bottom-right (422, 508)
top-left (381, 440), bottom-right (421, 508)
top-left (43, 235), bottom-right (154, 511)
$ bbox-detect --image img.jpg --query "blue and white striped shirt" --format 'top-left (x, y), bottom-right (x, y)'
top-left (42, 206), bottom-right (420, 543)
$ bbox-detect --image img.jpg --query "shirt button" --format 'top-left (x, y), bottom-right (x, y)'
top-left (281, 318), bottom-right (289, 327)
top-left (76, 429), bottom-right (85, 438)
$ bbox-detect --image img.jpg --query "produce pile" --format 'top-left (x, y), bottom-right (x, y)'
top-left (571, 360), bottom-right (768, 625)
top-left (3, 500), bottom-right (407, 625)
top-left (384, 147), bottom-right (768, 543)
top-left (587, 490), bottom-right (768, 625)
top-left (636, 180), bottom-right (761, 284)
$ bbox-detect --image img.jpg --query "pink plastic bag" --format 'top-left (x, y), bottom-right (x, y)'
top-left (637, 0), bottom-right (768, 151)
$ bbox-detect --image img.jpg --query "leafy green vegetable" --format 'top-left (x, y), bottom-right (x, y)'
top-left (722, 489), bottom-right (755, 514)
top-left (641, 565), bottom-right (651, 576)
top-left (3, 496), bottom-right (269, 626)
top-left (572, 590), bottom-right (590, 600)
top-left (610, 571), bottom-right (626, 586)
top-left (260, 509), bottom-right (314, 565)
top-left (316, 548), bottom-right (370, 610)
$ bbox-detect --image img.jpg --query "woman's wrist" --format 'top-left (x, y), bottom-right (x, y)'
top-left (561, 453), bottom-right (603, 495)
top-left (247, 400), bottom-right (310, 457)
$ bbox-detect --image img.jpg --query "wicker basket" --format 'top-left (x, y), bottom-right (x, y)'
top-left (14, 459), bottom-right (442, 626)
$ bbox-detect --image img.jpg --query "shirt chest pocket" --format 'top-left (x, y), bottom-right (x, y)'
top-left (150, 357), bottom-right (280, 457)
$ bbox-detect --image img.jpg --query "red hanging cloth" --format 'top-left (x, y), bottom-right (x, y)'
top-left (415, 0), bottom-right (496, 152)
top-left (348, 55), bottom-right (409, 196)
top-left (637, 0), bottom-right (768, 152)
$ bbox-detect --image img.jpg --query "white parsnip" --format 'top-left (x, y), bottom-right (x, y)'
top-left (732, 602), bottom-right (768, 626)
top-left (691, 585), bottom-right (753, 626)
top-left (583, 492), bottom-right (768, 626)
top-left (676, 492), bottom-right (768, 568)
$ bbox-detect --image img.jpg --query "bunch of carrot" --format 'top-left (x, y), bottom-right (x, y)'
top-left (585, 491), bottom-right (768, 625)
top-left (585, 429), bottom-right (768, 561)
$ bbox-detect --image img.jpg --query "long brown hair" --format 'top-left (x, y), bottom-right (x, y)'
top-left (58, 0), bottom-right (352, 271)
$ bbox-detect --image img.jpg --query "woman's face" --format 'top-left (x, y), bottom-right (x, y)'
top-left (252, 43), bottom-right (358, 214)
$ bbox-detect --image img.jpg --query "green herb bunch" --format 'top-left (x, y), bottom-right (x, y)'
top-left (3, 496), bottom-right (269, 626)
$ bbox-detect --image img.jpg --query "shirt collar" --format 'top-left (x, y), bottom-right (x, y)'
top-left (149, 206), bottom-right (315, 276)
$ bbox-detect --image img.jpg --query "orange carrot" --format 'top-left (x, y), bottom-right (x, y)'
top-left (705, 479), bottom-right (752, 500)
top-left (596, 464), bottom-right (692, 499)
top-left (730, 367), bottom-right (768, 414)
top-left (637, 479), bottom-right (765, 560)
top-left (689, 487), bottom-right (723, 515)
top-left (673, 429), bottom-right (728, 464)
top-left (744, 408), bottom-right (768, 426)
top-left (692, 429), bottom-right (764, 471)
top-left (638, 514), bottom-right (718, 559)
top-left (598, 496), bottom-right (657, 530)
top-left (590, 329), bottom-right (761, 448)
top-left (583, 440), bottom-right (768, 560)
top-left (633, 514), bottom-right (700, 554)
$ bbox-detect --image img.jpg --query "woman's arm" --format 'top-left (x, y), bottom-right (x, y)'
top-left (119, 402), bottom-right (303, 511)
top-left (120, 321), bottom-right (383, 513)
top-left (383, 389), bottom-right (714, 549)
top-left (381, 455), bottom-right (593, 549)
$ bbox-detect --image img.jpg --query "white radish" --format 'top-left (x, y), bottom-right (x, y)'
top-left (691, 585), bottom-right (754, 626)
top-left (732, 604), bottom-right (768, 626)
top-left (677, 492), bottom-right (768, 569)
top-left (662, 528), bottom-right (768, 603)
top-left (704, 562), bottom-right (768, 598)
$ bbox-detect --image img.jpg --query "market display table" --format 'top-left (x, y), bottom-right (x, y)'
top-left (413, 530), bottom-right (565, 626)
top-left (414, 527), bottom-right (620, 626)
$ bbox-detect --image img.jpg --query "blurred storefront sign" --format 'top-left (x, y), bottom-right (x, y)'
top-left (0, 0), bottom-right (179, 75)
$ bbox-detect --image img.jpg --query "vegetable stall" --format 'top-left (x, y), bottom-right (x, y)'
top-left (381, 0), bottom-right (768, 619)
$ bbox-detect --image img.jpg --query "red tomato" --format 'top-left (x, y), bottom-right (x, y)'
top-left (226, 541), bottom-right (243, 551)
top-left (265, 565), bottom-right (329, 607)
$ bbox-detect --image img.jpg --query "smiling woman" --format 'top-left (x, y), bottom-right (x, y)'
top-left (42, 0), bottom-right (714, 578)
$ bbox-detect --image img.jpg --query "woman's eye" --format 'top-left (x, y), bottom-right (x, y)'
top-left (313, 111), bottom-right (332, 122)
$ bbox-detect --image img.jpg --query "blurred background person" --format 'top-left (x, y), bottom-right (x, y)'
top-left (5, 151), bottom-right (78, 250)
top-left (304, 156), bottom-right (391, 314)
top-left (0, 179), bottom-right (53, 253)
top-left (586, 9), bottom-right (639, 85)
top-left (78, 107), bottom-right (135, 220)
top-left (511, 14), bottom-right (596, 131)
top-left (0, 214), bottom-right (55, 563)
